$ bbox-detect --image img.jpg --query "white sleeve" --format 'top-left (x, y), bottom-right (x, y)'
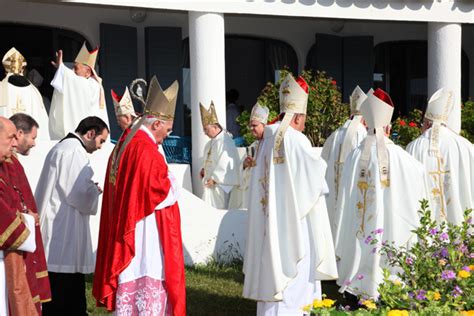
top-left (155, 172), bottom-right (180, 211)
top-left (16, 214), bottom-right (36, 253)
top-left (50, 63), bottom-right (67, 93)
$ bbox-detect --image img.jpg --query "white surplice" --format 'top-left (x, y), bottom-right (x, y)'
top-left (0, 213), bottom-right (37, 316)
top-left (321, 119), bottom-right (367, 239)
top-left (35, 135), bottom-right (101, 273)
top-left (334, 137), bottom-right (429, 298)
top-left (243, 123), bottom-right (338, 315)
top-left (49, 63), bottom-right (109, 140)
top-left (201, 131), bottom-right (240, 209)
top-left (237, 140), bottom-right (261, 210)
top-left (0, 74), bottom-right (50, 140)
top-left (406, 126), bottom-right (473, 224)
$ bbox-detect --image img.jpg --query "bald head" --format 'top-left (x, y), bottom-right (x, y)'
top-left (0, 116), bottom-right (18, 162)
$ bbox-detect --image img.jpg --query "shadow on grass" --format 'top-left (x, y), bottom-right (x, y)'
top-left (186, 264), bottom-right (245, 284)
top-left (186, 287), bottom-right (256, 316)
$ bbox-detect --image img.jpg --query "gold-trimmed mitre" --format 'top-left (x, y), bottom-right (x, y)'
top-left (350, 86), bottom-right (367, 115)
top-left (250, 102), bottom-right (269, 124)
top-left (425, 88), bottom-right (453, 124)
top-left (2, 47), bottom-right (27, 75)
top-left (111, 87), bottom-right (135, 117)
top-left (200, 101), bottom-right (219, 128)
top-left (75, 42), bottom-right (98, 70)
top-left (279, 74), bottom-right (308, 114)
top-left (360, 89), bottom-right (394, 129)
top-left (143, 76), bottom-right (179, 121)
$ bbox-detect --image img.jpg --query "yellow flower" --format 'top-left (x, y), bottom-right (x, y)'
top-left (433, 291), bottom-right (441, 301)
top-left (388, 310), bottom-right (409, 316)
top-left (302, 304), bottom-right (312, 312)
top-left (392, 280), bottom-right (401, 286)
top-left (458, 270), bottom-right (471, 279)
top-left (469, 265), bottom-right (474, 271)
top-left (312, 299), bottom-right (323, 308)
top-left (460, 311), bottom-right (474, 316)
top-left (362, 299), bottom-right (377, 310)
top-left (321, 298), bottom-right (335, 308)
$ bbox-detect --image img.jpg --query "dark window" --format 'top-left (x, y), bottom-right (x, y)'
top-left (374, 41), bottom-right (469, 117)
top-left (182, 36), bottom-right (298, 111)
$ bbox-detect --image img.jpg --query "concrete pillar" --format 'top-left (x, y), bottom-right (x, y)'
top-left (189, 11), bottom-right (226, 196)
top-left (428, 22), bottom-right (462, 133)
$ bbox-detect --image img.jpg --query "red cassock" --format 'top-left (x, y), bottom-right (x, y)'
top-left (93, 129), bottom-right (186, 315)
top-left (0, 157), bottom-right (52, 315)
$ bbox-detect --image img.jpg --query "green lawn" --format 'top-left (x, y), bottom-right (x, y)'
top-left (85, 264), bottom-right (257, 315)
top-left (85, 264), bottom-right (343, 315)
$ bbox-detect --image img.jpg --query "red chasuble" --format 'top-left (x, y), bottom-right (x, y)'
top-left (0, 157), bottom-right (51, 315)
top-left (93, 129), bottom-right (186, 315)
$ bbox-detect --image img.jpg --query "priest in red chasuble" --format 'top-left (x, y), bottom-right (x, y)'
top-left (93, 76), bottom-right (186, 316)
top-left (0, 116), bottom-right (47, 315)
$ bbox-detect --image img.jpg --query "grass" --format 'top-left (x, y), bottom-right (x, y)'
top-left (85, 263), bottom-right (257, 315)
top-left (85, 263), bottom-right (343, 315)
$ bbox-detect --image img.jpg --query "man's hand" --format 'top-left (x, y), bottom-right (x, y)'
top-left (51, 50), bottom-right (63, 69)
top-left (95, 182), bottom-right (103, 194)
top-left (27, 211), bottom-right (39, 226)
top-left (243, 156), bottom-right (255, 169)
top-left (200, 168), bottom-right (205, 178)
top-left (204, 179), bottom-right (216, 188)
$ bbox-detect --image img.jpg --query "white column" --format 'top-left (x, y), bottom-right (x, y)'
top-left (428, 22), bottom-right (462, 133)
top-left (189, 11), bottom-right (226, 196)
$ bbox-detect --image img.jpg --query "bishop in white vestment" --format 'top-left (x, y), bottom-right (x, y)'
top-left (334, 89), bottom-right (429, 299)
top-left (237, 102), bottom-right (269, 209)
top-left (407, 88), bottom-right (473, 224)
top-left (321, 86), bottom-right (368, 238)
top-left (49, 43), bottom-right (109, 140)
top-left (199, 101), bottom-right (240, 209)
top-left (0, 48), bottom-right (50, 140)
top-left (243, 74), bottom-right (338, 316)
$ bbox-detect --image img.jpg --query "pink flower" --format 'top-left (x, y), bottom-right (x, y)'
top-left (357, 274), bottom-right (364, 280)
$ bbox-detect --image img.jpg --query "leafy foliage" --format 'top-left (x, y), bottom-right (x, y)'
top-left (461, 100), bottom-right (474, 143)
top-left (237, 69), bottom-right (349, 147)
top-left (390, 109), bottom-right (423, 148)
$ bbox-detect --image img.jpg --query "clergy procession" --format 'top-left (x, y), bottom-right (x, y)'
top-left (0, 39), bottom-right (472, 316)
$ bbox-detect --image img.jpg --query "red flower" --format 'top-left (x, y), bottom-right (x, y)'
top-left (331, 80), bottom-right (337, 86)
top-left (409, 122), bottom-right (417, 127)
top-left (399, 120), bottom-right (406, 126)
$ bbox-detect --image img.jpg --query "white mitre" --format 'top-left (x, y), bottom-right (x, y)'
top-left (359, 89), bottom-right (394, 187)
top-left (250, 102), bottom-right (269, 124)
top-left (112, 86), bottom-right (135, 117)
top-left (349, 86), bottom-right (367, 116)
top-left (273, 74), bottom-right (309, 164)
top-left (425, 88), bottom-right (454, 155)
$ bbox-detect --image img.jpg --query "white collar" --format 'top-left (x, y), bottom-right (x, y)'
top-left (140, 125), bottom-right (157, 144)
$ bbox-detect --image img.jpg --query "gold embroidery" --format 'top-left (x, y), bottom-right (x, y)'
top-left (36, 271), bottom-right (49, 278)
top-left (11, 96), bottom-right (26, 114)
top-left (32, 295), bottom-right (40, 303)
top-left (429, 156), bottom-right (450, 219)
top-left (0, 214), bottom-right (22, 247)
top-left (259, 158), bottom-right (270, 236)
top-left (10, 228), bottom-right (30, 250)
top-left (356, 178), bottom-right (375, 238)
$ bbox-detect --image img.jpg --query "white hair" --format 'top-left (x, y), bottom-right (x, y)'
top-left (143, 117), bottom-right (160, 126)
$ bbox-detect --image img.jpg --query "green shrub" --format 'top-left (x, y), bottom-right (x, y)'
top-left (237, 69), bottom-right (349, 147)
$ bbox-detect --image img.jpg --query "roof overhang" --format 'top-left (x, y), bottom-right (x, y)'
top-left (61, 0), bottom-right (474, 24)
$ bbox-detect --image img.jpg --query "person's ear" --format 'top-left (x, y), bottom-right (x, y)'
top-left (87, 129), bottom-right (96, 139)
top-left (17, 129), bottom-right (24, 138)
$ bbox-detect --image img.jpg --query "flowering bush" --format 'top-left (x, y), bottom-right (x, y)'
top-left (236, 70), bottom-right (348, 146)
top-left (305, 200), bottom-right (473, 315)
top-left (390, 109), bottom-right (423, 147)
top-left (461, 100), bottom-right (474, 143)
top-left (373, 200), bottom-right (473, 312)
